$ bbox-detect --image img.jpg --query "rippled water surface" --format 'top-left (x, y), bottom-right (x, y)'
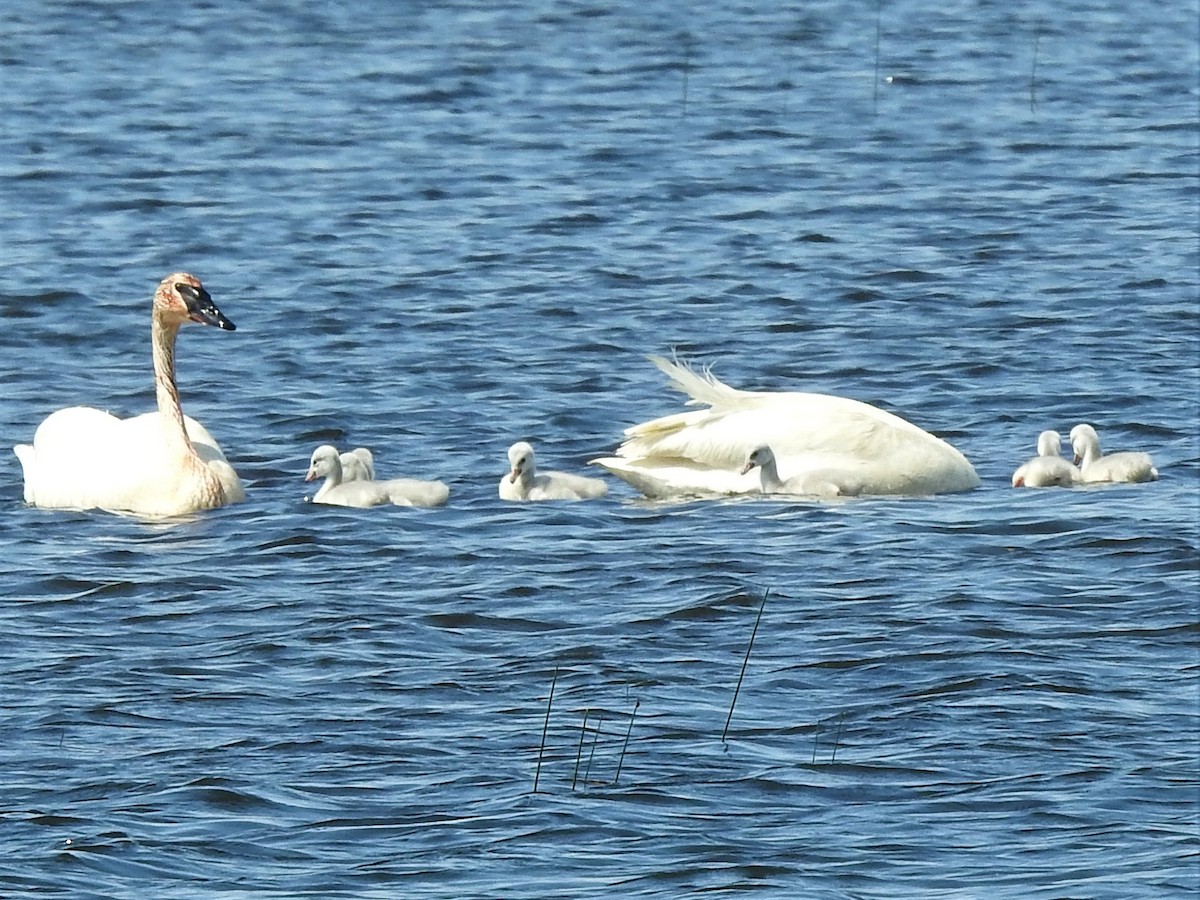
top-left (1, 1), bottom-right (1198, 897)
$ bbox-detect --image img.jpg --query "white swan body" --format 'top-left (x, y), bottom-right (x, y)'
top-left (339, 447), bottom-right (376, 483)
top-left (1011, 430), bottom-right (1080, 488)
top-left (305, 444), bottom-right (449, 508)
top-left (499, 441), bottom-right (608, 502)
top-left (590, 356), bottom-right (979, 498)
top-left (741, 445), bottom-right (851, 498)
top-left (1069, 423), bottom-right (1158, 484)
top-left (13, 273), bottom-right (244, 517)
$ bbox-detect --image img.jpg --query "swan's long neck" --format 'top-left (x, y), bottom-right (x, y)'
top-left (758, 455), bottom-right (784, 491)
top-left (325, 457), bottom-right (344, 489)
top-left (511, 460), bottom-right (535, 495)
top-left (150, 315), bottom-right (229, 507)
top-left (306, 454), bottom-right (343, 502)
top-left (1075, 434), bottom-right (1101, 468)
top-left (152, 318), bottom-right (190, 445)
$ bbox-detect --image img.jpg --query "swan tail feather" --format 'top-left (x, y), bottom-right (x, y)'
top-left (648, 354), bottom-right (749, 408)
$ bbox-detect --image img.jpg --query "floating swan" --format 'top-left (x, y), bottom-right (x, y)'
top-left (1069, 423), bottom-right (1158, 484)
top-left (740, 445), bottom-right (851, 498)
top-left (500, 441), bottom-right (609, 502)
top-left (591, 356), bottom-right (979, 498)
top-left (13, 273), bottom-right (244, 517)
top-left (339, 447), bottom-right (376, 482)
top-left (305, 444), bottom-right (449, 508)
top-left (1011, 430), bottom-right (1080, 488)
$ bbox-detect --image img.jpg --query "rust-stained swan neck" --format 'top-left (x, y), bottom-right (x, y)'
top-left (147, 273), bottom-right (235, 456)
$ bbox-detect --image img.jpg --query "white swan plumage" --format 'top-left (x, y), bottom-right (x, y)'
top-left (499, 441), bottom-right (608, 502)
top-left (590, 356), bottom-right (979, 499)
top-left (305, 444), bottom-right (449, 508)
top-left (1011, 430), bottom-right (1080, 488)
top-left (13, 273), bottom-right (244, 517)
top-left (1069, 424), bottom-right (1158, 484)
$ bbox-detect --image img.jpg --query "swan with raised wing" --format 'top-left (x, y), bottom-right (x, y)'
top-left (14, 273), bottom-right (244, 517)
top-left (591, 356), bottom-right (979, 499)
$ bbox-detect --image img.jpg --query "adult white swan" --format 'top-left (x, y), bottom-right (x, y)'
top-left (1011, 430), bottom-right (1080, 488)
top-left (499, 441), bottom-right (608, 502)
top-left (305, 445), bottom-right (449, 508)
top-left (590, 356), bottom-right (979, 498)
top-left (1069, 423), bottom-right (1158, 484)
top-left (14, 273), bottom-right (244, 517)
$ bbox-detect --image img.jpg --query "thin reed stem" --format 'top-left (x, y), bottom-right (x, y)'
top-left (533, 667), bottom-right (558, 794)
top-left (572, 709), bottom-right (590, 791)
top-left (613, 701), bottom-right (639, 786)
top-left (722, 588), bottom-right (769, 742)
top-left (830, 712), bottom-right (846, 763)
top-left (583, 714), bottom-right (604, 786)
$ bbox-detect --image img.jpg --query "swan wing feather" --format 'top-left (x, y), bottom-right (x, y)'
top-left (591, 456), bottom-right (758, 498)
top-left (603, 357), bottom-right (979, 497)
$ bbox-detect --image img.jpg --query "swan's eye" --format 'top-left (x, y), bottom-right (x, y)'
top-left (175, 283), bottom-right (212, 311)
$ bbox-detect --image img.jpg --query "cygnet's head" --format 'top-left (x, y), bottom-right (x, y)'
top-left (740, 445), bottom-right (775, 475)
top-left (340, 447), bottom-right (375, 482)
top-left (306, 445), bottom-right (342, 482)
top-left (1036, 430), bottom-right (1063, 458)
top-left (1069, 423), bottom-right (1099, 463)
top-left (507, 441), bottom-right (535, 483)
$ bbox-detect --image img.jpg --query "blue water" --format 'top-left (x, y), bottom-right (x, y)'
top-left (2, 1), bottom-right (1198, 897)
